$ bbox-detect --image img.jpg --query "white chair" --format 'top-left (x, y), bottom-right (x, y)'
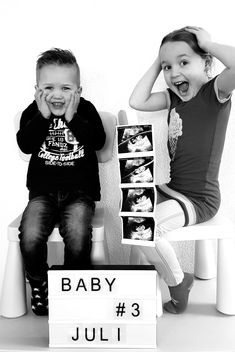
top-left (1, 111), bottom-right (116, 318)
top-left (118, 110), bottom-right (235, 317)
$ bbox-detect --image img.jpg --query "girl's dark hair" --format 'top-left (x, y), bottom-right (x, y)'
top-left (36, 48), bottom-right (80, 82)
top-left (160, 28), bottom-right (213, 76)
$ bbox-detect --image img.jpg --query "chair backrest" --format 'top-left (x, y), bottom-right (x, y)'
top-left (14, 111), bottom-right (116, 163)
top-left (96, 111), bottom-right (116, 163)
top-left (117, 109), bottom-right (128, 125)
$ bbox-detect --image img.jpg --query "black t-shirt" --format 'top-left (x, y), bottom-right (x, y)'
top-left (17, 97), bottom-right (106, 201)
top-left (166, 76), bottom-right (231, 222)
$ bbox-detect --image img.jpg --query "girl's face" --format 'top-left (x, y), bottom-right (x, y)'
top-left (159, 41), bottom-right (208, 101)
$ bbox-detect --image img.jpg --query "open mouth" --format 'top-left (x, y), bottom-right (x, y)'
top-left (174, 81), bottom-right (189, 96)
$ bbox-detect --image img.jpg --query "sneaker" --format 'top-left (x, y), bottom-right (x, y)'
top-left (29, 279), bottom-right (48, 316)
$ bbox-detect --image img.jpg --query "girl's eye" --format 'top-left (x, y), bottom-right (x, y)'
top-left (180, 60), bottom-right (188, 67)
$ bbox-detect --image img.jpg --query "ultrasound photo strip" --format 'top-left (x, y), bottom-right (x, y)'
top-left (120, 186), bottom-right (155, 214)
top-left (117, 124), bottom-right (154, 157)
top-left (121, 215), bottom-right (156, 247)
top-left (117, 124), bottom-right (157, 246)
top-left (119, 156), bottom-right (154, 186)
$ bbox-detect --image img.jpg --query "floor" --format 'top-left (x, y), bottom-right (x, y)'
top-left (0, 278), bottom-right (235, 352)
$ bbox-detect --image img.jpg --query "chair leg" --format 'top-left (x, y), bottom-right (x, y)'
top-left (102, 230), bottom-right (110, 264)
top-left (91, 226), bottom-right (109, 265)
top-left (1, 242), bottom-right (27, 318)
top-left (194, 239), bottom-right (217, 279)
top-left (129, 245), bottom-right (141, 265)
top-left (216, 238), bottom-right (235, 315)
top-left (155, 274), bottom-right (163, 318)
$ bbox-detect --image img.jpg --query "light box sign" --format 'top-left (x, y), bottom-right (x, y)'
top-left (48, 266), bottom-right (157, 349)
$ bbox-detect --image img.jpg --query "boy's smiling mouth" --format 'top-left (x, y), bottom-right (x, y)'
top-left (51, 102), bottom-right (65, 108)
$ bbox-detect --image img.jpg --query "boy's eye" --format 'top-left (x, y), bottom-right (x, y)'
top-left (44, 86), bottom-right (53, 90)
top-left (63, 87), bottom-right (71, 91)
top-left (162, 65), bottom-right (171, 71)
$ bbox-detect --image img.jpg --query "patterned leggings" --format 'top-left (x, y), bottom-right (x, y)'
top-left (131, 184), bottom-right (197, 286)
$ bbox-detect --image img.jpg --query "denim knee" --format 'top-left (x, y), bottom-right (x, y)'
top-left (18, 194), bottom-right (58, 279)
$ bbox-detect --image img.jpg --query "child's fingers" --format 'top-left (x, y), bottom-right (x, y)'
top-left (45, 92), bottom-right (53, 102)
top-left (185, 26), bottom-right (202, 31)
top-left (185, 26), bottom-right (207, 36)
top-left (76, 89), bottom-right (81, 102)
top-left (69, 91), bottom-right (77, 109)
top-left (184, 27), bottom-right (197, 35)
top-left (185, 26), bottom-right (211, 44)
top-left (71, 91), bottom-right (76, 105)
top-left (184, 26), bottom-right (204, 36)
top-left (74, 91), bottom-right (80, 104)
top-left (35, 87), bottom-right (42, 100)
top-left (73, 92), bottom-right (80, 111)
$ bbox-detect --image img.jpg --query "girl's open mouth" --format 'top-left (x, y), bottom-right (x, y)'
top-left (174, 81), bottom-right (189, 96)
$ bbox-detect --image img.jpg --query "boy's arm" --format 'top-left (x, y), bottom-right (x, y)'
top-left (66, 99), bottom-right (106, 151)
top-left (185, 26), bottom-right (235, 99)
top-left (16, 101), bottom-right (50, 154)
top-left (129, 56), bottom-right (169, 111)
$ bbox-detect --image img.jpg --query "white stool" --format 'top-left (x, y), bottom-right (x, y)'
top-left (1, 207), bottom-right (109, 318)
top-left (130, 213), bottom-right (235, 316)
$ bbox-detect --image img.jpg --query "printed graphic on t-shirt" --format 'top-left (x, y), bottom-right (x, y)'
top-left (168, 108), bottom-right (183, 160)
top-left (38, 117), bottom-right (84, 167)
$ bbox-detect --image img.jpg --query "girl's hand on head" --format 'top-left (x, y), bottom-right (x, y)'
top-left (34, 88), bottom-right (51, 119)
top-left (65, 89), bottom-right (81, 123)
top-left (185, 26), bottom-right (212, 51)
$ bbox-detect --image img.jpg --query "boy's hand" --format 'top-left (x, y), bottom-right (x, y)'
top-left (65, 89), bottom-right (81, 123)
top-left (185, 26), bottom-right (212, 52)
top-left (35, 88), bottom-right (52, 119)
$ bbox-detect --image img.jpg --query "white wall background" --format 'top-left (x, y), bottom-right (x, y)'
top-left (1, 0), bottom-right (235, 301)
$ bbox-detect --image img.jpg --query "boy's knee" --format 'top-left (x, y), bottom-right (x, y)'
top-left (19, 233), bottom-right (43, 253)
top-left (19, 224), bottom-right (50, 252)
top-left (64, 224), bottom-right (92, 241)
top-left (61, 210), bottom-right (93, 235)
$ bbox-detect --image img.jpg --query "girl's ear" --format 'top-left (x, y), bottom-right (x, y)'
top-left (204, 54), bottom-right (213, 78)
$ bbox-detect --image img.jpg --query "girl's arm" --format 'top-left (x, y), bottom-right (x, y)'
top-left (186, 26), bottom-right (235, 99)
top-left (129, 56), bottom-right (169, 111)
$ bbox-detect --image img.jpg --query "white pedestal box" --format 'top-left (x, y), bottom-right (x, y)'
top-left (48, 265), bottom-right (157, 350)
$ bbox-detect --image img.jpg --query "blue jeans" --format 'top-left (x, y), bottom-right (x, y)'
top-left (19, 190), bottom-right (95, 282)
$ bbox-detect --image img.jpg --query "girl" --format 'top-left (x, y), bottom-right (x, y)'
top-left (129, 26), bottom-right (235, 313)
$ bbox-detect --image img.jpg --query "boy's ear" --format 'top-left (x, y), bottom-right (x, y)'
top-left (77, 86), bottom-right (82, 94)
top-left (35, 85), bottom-right (38, 91)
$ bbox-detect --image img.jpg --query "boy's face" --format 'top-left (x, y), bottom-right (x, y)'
top-left (36, 64), bottom-right (81, 116)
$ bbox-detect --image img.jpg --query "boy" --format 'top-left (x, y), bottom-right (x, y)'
top-left (17, 48), bottom-right (106, 316)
